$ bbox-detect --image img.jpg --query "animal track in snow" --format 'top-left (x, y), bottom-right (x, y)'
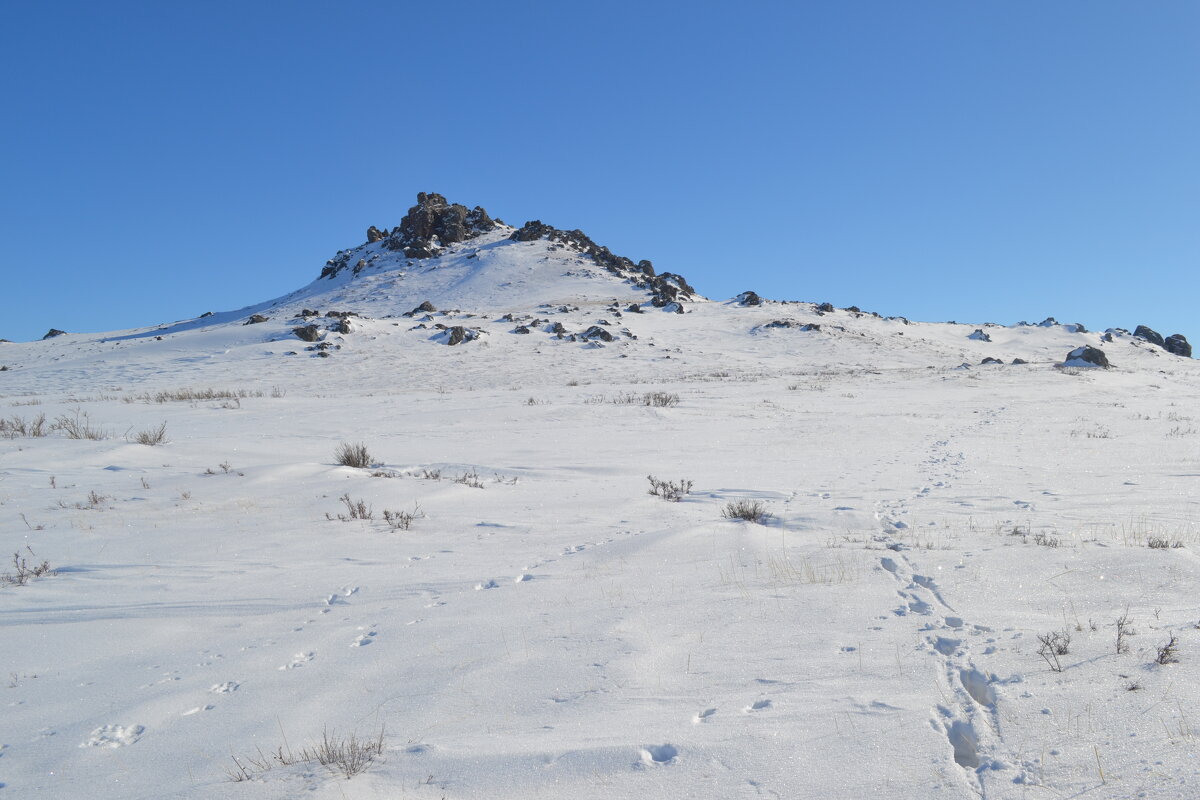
top-left (181, 705), bottom-right (214, 716)
top-left (693, 708), bottom-right (717, 724)
top-left (279, 651), bottom-right (315, 670)
top-left (209, 681), bottom-right (239, 693)
top-left (351, 630), bottom-right (377, 647)
top-left (81, 724), bottom-right (144, 748)
top-left (475, 579), bottom-right (499, 590)
top-left (744, 699), bottom-right (772, 713)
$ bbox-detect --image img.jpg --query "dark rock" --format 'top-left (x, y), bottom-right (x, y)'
top-left (1134, 325), bottom-right (1165, 348)
top-left (968, 329), bottom-right (991, 342)
top-left (1101, 332), bottom-right (1114, 342)
top-left (846, 306), bottom-right (861, 314)
top-left (404, 300), bottom-right (437, 317)
top-left (1039, 317), bottom-right (1059, 327)
top-left (580, 325), bottom-right (614, 342)
top-left (445, 326), bottom-right (482, 346)
top-left (1069, 322), bottom-right (1087, 333)
top-left (332, 318), bottom-right (352, 335)
top-left (736, 291), bottom-right (762, 306)
top-left (199, 311), bottom-right (214, 318)
top-left (1165, 334), bottom-right (1192, 358)
top-left (514, 326), bottom-right (531, 334)
top-left (366, 225), bottom-right (388, 243)
top-left (293, 324), bottom-right (321, 342)
top-left (42, 329), bottom-right (66, 339)
top-left (243, 314), bottom-right (269, 325)
top-left (1064, 346), bottom-right (1110, 368)
top-left (300, 309), bottom-right (320, 317)
top-left (816, 302), bottom-right (835, 313)
top-left (324, 310), bottom-right (357, 318)
top-left (549, 322), bottom-right (567, 335)
top-left (980, 357), bottom-right (1003, 365)
top-left (0, 365), bottom-right (8, 371)
top-left (1011, 358), bottom-right (1028, 365)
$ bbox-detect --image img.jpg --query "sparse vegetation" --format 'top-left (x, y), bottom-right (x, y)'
top-left (0, 413), bottom-right (47, 438)
top-left (647, 475), bottom-right (693, 502)
top-left (51, 409), bottom-right (107, 440)
top-left (333, 494), bottom-right (372, 521)
top-left (226, 727), bottom-right (384, 781)
top-left (126, 387), bottom-right (266, 404)
top-left (722, 499), bottom-right (771, 524)
top-left (334, 442), bottom-right (373, 469)
top-left (1, 547), bottom-right (54, 587)
top-left (130, 422), bottom-right (168, 446)
top-left (1116, 611), bottom-right (1134, 654)
top-left (1155, 634), bottom-right (1180, 665)
top-left (453, 470), bottom-right (484, 489)
top-left (383, 505), bottom-right (423, 530)
top-left (1036, 629), bottom-right (1071, 672)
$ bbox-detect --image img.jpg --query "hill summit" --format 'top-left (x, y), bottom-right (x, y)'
top-left (316, 192), bottom-right (698, 311)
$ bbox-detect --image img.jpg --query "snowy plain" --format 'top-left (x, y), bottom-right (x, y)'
top-left (2, 227), bottom-right (1199, 799)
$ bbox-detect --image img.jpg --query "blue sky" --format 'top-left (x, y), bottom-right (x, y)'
top-left (2, 1), bottom-right (1196, 343)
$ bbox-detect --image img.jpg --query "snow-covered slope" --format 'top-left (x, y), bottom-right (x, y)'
top-left (2, 197), bottom-right (1199, 799)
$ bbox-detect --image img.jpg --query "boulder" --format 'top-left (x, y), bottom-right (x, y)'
top-left (1063, 346), bottom-right (1110, 368)
top-left (366, 225), bottom-right (388, 243)
top-left (1134, 325), bottom-right (1165, 348)
top-left (580, 325), bottom-right (614, 342)
top-left (816, 302), bottom-right (835, 313)
top-left (332, 318), bottom-right (352, 335)
top-left (42, 329), bottom-right (66, 339)
top-left (980, 357), bottom-right (1003, 365)
top-left (293, 324), bottom-right (321, 343)
top-left (446, 326), bottom-right (469, 346)
top-left (968, 329), bottom-right (991, 342)
top-left (243, 314), bottom-right (269, 325)
top-left (1011, 358), bottom-right (1028, 365)
top-left (736, 291), bottom-right (762, 306)
top-left (1165, 334), bottom-right (1192, 358)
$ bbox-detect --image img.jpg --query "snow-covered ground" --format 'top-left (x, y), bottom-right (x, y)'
top-left (2, 231), bottom-right (1199, 798)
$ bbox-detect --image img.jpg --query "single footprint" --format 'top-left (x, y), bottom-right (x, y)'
top-left (181, 705), bottom-right (214, 716)
top-left (279, 652), bottom-right (315, 670)
top-left (351, 631), bottom-right (377, 647)
top-left (693, 708), bottom-right (717, 724)
top-left (744, 699), bottom-right (772, 713)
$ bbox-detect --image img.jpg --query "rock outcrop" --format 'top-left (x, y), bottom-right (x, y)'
top-left (1134, 325), bottom-right (1165, 348)
top-left (321, 193), bottom-right (499, 279)
top-left (42, 329), bottom-right (66, 339)
top-left (384, 192), bottom-right (497, 259)
top-left (509, 219), bottom-right (696, 308)
top-left (1165, 334), bottom-right (1192, 358)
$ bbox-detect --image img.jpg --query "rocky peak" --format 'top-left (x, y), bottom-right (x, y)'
top-left (322, 193), bottom-right (500, 278)
top-left (386, 192), bottom-right (497, 259)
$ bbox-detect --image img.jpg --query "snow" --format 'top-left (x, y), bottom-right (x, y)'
top-left (2, 234), bottom-right (1199, 798)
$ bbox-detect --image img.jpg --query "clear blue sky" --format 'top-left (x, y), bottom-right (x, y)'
top-left (2, 1), bottom-right (1196, 343)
